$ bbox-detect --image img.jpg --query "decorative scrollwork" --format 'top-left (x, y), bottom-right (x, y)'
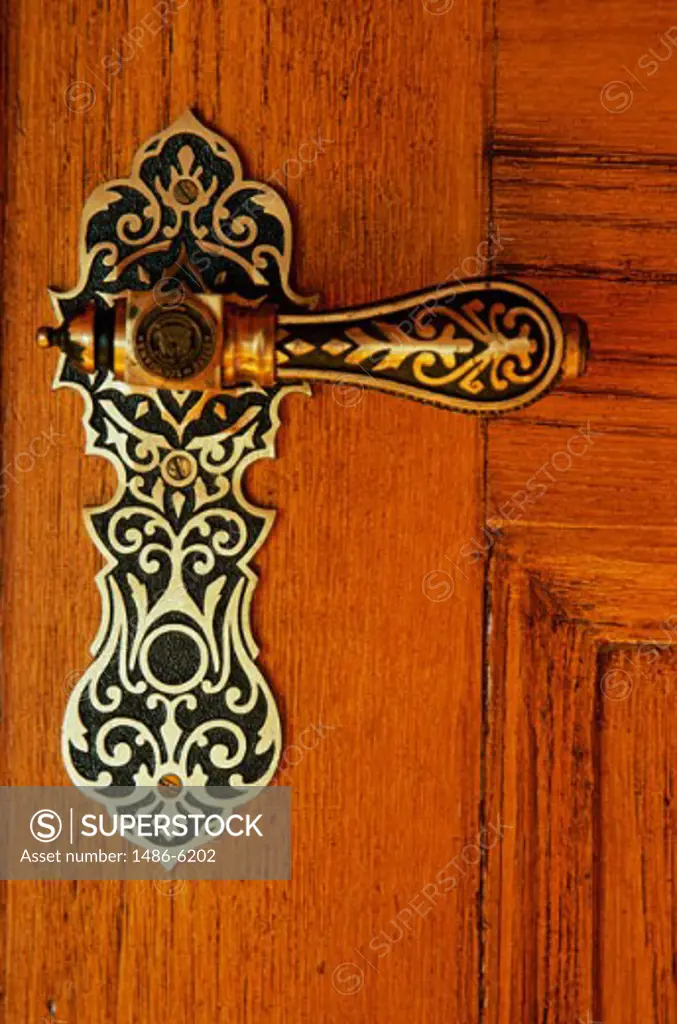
top-left (275, 281), bottom-right (568, 413)
top-left (53, 112), bottom-right (313, 791)
top-left (59, 379), bottom-right (305, 789)
top-left (54, 108), bottom-right (316, 325)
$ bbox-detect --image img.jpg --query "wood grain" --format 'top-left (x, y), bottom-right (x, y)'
top-left (494, 158), bottom-right (677, 280)
top-left (0, 0), bottom-right (488, 1021)
top-left (597, 645), bottom-right (677, 1022)
top-left (488, 420), bottom-right (677, 529)
top-left (483, 560), bottom-right (599, 1023)
top-left (484, 1), bottom-right (677, 1016)
top-left (484, 557), bottom-right (677, 1023)
top-left (495, 0), bottom-right (677, 155)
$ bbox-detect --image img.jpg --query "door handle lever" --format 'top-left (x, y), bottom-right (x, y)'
top-left (36, 110), bottom-right (588, 795)
top-left (38, 285), bottom-right (586, 414)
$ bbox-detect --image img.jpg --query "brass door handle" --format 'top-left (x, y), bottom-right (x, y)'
top-left (37, 111), bottom-right (588, 801)
top-left (39, 281), bottom-right (585, 414)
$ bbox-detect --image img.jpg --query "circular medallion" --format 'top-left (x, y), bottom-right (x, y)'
top-left (134, 302), bottom-right (216, 380)
top-left (141, 625), bottom-right (207, 693)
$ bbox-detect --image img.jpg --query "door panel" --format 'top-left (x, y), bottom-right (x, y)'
top-left (485, 9), bottom-right (677, 1011)
top-left (599, 646), bottom-right (677, 1022)
top-left (487, 113), bottom-right (677, 1012)
top-left (485, 552), bottom-right (677, 1022)
top-left (485, 561), bottom-right (599, 1022)
top-left (1, 0), bottom-right (487, 1021)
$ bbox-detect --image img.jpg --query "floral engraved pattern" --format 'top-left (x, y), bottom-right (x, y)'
top-left (59, 380), bottom-right (305, 788)
top-left (54, 109), bottom-right (315, 324)
top-left (53, 112), bottom-right (312, 789)
top-left (276, 283), bottom-right (566, 413)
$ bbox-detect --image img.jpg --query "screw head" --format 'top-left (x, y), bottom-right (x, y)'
top-left (173, 178), bottom-right (199, 205)
top-left (160, 450), bottom-right (198, 488)
top-left (36, 326), bottom-right (54, 348)
top-left (158, 772), bottom-right (183, 796)
top-left (165, 454), bottom-right (191, 481)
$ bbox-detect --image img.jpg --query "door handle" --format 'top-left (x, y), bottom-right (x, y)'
top-left (38, 283), bottom-right (586, 412)
top-left (37, 111), bottom-right (587, 793)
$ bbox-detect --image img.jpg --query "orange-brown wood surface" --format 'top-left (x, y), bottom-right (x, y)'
top-left (3, 0), bottom-right (677, 1021)
top-left (1, 0), bottom-right (488, 1021)
top-left (483, 1), bottom-right (677, 1017)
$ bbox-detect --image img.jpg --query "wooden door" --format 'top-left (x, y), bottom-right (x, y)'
top-left (1, 0), bottom-right (676, 1021)
top-left (483, 6), bottom-right (677, 1019)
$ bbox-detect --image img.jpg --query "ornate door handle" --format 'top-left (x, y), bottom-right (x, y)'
top-left (37, 111), bottom-right (587, 793)
top-left (38, 282), bottom-right (586, 412)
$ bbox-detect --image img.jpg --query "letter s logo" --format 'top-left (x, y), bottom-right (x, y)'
top-left (30, 809), bottom-right (63, 843)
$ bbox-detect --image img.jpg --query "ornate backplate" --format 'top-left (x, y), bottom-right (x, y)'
top-left (48, 110), bottom-right (584, 813)
top-left (53, 111), bottom-right (311, 792)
